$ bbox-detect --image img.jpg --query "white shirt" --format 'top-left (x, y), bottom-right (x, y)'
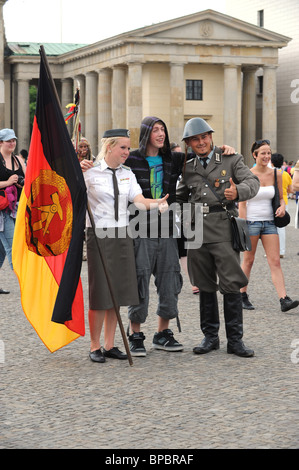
top-left (246, 186), bottom-right (275, 221)
top-left (84, 159), bottom-right (142, 228)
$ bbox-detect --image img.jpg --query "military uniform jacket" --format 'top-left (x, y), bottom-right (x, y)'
top-left (176, 147), bottom-right (260, 244)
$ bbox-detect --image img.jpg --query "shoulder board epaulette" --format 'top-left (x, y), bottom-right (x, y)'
top-left (122, 164), bottom-right (131, 171)
top-left (186, 157), bottom-right (195, 163)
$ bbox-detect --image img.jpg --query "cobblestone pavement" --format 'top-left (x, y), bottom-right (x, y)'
top-left (0, 201), bottom-right (298, 450)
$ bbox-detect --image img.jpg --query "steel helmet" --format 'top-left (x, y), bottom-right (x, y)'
top-left (182, 118), bottom-right (214, 141)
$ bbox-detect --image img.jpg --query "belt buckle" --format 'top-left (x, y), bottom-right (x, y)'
top-left (201, 206), bottom-right (209, 214)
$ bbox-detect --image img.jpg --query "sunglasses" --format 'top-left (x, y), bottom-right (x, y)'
top-left (254, 139), bottom-right (270, 146)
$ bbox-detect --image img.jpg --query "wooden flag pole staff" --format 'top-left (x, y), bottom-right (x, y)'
top-left (87, 202), bottom-right (133, 366)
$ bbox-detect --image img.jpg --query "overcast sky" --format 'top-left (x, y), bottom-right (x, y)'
top-left (3, 0), bottom-right (227, 44)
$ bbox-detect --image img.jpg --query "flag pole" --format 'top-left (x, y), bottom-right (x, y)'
top-left (87, 203), bottom-right (133, 366)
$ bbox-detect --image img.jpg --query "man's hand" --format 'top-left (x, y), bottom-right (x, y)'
top-left (157, 194), bottom-right (169, 213)
top-left (80, 159), bottom-right (93, 172)
top-left (224, 178), bottom-right (238, 200)
top-left (221, 145), bottom-right (236, 155)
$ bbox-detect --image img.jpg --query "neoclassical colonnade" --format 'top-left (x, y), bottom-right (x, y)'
top-left (4, 9), bottom-right (290, 164)
top-left (13, 60), bottom-right (278, 163)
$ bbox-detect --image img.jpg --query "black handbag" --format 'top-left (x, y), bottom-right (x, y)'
top-left (201, 176), bottom-right (251, 252)
top-left (228, 213), bottom-right (251, 252)
top-left (272, 169), bottom-right (290, 228)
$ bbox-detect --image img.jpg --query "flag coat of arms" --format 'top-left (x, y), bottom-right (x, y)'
top-left (12, 47), bottom-right (87, 352)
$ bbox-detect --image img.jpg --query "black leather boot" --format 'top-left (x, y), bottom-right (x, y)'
top-left (223, 292), bottom-right (254, 357)
top-left (193, 291), bottom-right (220, 354)
top-left (241, 292), bottom-right (255, 310)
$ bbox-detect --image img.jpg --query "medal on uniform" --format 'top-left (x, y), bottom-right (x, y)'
top-left (221, 170), bottom-right (226, 176)
top-left (214, 178), bottom-right (220, 187)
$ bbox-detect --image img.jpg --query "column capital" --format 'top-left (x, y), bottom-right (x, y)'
top-left (223, 62), bottom-right (241, 69)
top-left (112, 64), bottom-right (127, 70)
top-left (242, 65), bottom-right (259, 73)
top-left (263, 64), bottom-right (278, 70)
top-left (84, 70), bottom-right (98, 77)
top-left (126, 56), bottom-right (145, 65)
top-left (14, 77), bottom-right (30, 82)
top-left (97, 67), bottom-right (112, 74)
top-left (169, 61), bottom-right (187, 67)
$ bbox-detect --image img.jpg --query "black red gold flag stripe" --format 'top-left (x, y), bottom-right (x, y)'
top-left (12, 46), bottom-right (87, 352)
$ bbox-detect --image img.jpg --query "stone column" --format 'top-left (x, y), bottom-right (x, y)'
top-left (223, 64), bottom-right (240, 151)
top-left (262, 65), bottom-right (277, 151)
top-left (169, 62), bottom-right (185, 146)
top-left (16, 79), bottom-right (30, 151)
top-left (98, 68), bottom-right (112, 145)
top-left (61, 78), bottom-right (74, 136)
top-left (111, 66), bottom-right (126, 128)
top-left (127, 62), bottom-right (143, 148)
top-left (85, 71), bottom-right (98, 155)
top-left (241, 67), bottom-right (258, 164)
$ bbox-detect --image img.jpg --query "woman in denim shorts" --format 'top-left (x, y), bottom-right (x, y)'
top-left (238, 140), bottom-right (299, 313)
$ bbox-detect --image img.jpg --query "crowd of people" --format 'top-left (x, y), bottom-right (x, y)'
top-left (1, 117), bottom-right (299, 364)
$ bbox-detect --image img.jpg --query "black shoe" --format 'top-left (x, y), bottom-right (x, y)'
top-left (103, 347), bottom-right (127, 360)
top-left (241, 292), bottom-right (255, 310)
top-left (0, 288), bottom-right (10, 294)
top-left (193, 336), bottom-right (220, 354)
top-left (89, 348), bottom-right (106, 363)
top-left (152, 329), bottom-right (183, 351)
top-left (128, 332), bottom-right (146, 357)
top-left (227, 341), bottom-right (254, 357)
top-left (280, 296), bottom-right (299, 312)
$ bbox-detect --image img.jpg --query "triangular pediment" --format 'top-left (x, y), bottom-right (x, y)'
top-left (125, 9), bottom-right (290, 47)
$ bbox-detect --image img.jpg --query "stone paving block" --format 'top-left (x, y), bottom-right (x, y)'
top-left (0, 200), bottom-right (298, 449)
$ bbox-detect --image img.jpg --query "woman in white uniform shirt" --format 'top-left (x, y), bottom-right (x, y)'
top-left (83, 129), bottom-right (168, 363)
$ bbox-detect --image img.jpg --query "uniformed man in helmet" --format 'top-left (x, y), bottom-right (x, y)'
top-left (176, 118), bottom-right (260, 357)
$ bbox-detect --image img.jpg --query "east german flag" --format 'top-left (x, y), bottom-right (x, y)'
top-left (12, 46), bottom-right (87, 352)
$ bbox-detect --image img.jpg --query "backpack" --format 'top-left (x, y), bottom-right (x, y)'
top-left (0, 189), bottom-right (9, 210)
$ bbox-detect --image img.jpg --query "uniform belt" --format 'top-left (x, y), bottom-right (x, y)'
top-left (201, 203), bottom-right (234, 214)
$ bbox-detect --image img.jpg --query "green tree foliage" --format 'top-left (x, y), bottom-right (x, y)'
top-left (29, 85), bottom-right (37, 133)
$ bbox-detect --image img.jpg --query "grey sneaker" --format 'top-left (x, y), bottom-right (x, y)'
top-left (152, 329), bottom-right (183, 351)
top-left (128, 332), bottom-right (146, 357)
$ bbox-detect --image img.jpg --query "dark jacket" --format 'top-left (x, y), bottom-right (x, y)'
top-left (125, 116), bottom-right (185, 236)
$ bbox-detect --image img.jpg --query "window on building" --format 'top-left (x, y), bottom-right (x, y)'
top-left (186, 80), bottom-right (203, 100)
top-left (258, 10), bottom-right (264, 27)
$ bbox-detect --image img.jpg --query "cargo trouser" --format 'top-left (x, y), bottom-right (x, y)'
top-left (128, 237), bottom-right (183, 324)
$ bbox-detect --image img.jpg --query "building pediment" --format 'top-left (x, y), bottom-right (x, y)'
top-left (128, 9), bottom-right (291, 48)
top-left (5, 9), bottom-right (291, 67)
